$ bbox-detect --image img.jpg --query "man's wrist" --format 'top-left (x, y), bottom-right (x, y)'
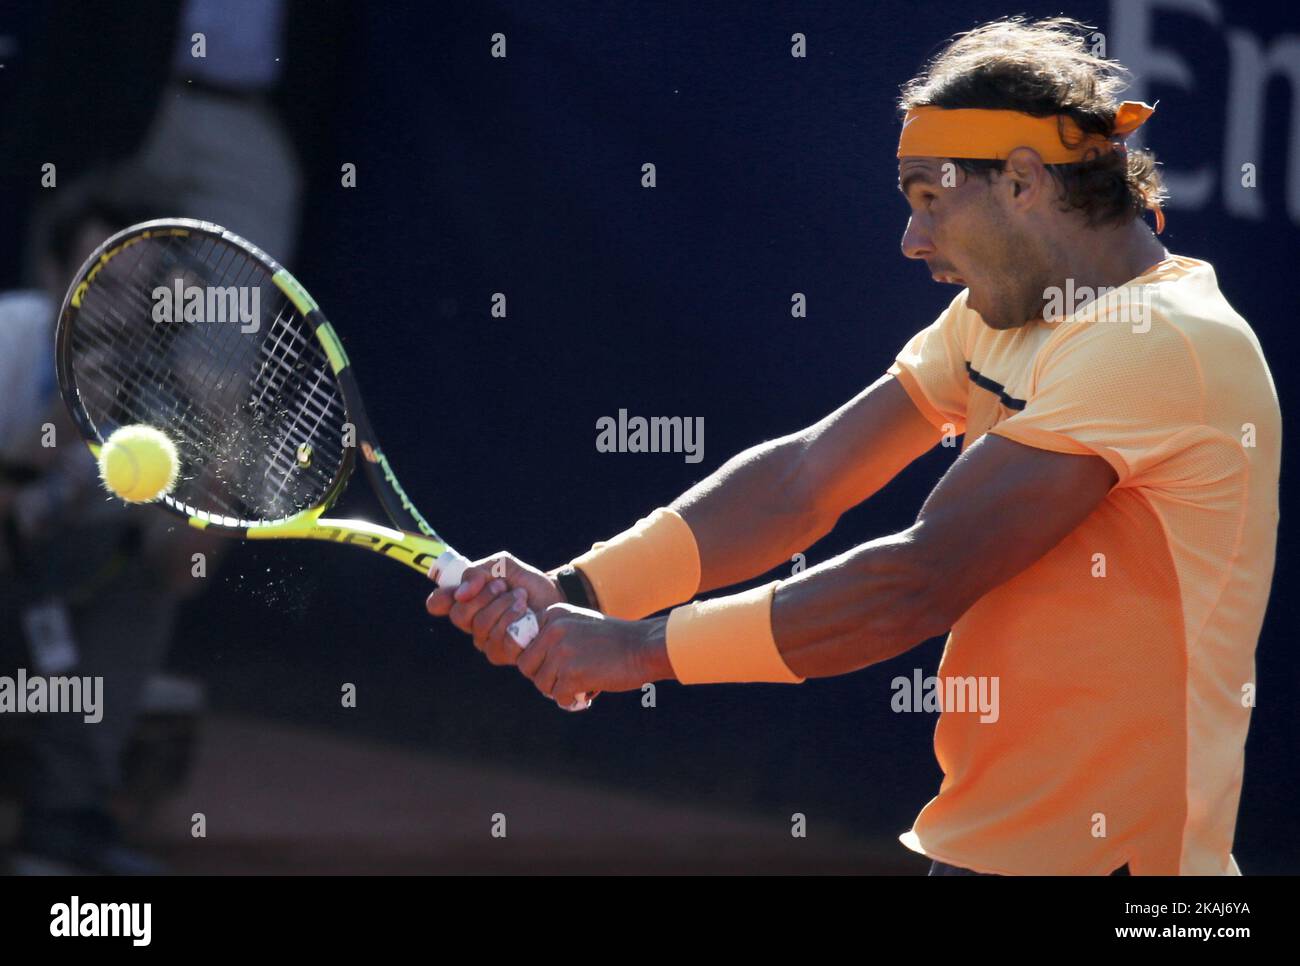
top-left (568, 509), bottom-right (700, 619)
top-left (551, 565), bottom-right (600, 611)
top-left (574, 567), bottom-right (599, 610)
top-left (636, 616), bottom-right (675, 683)
top-left (659, 582), bottom-right (803, 685)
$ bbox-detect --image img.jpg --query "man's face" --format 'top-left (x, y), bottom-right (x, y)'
top-left (897, 157), bottom-right (1049, 330)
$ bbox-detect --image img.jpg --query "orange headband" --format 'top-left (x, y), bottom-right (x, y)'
top-left (897, 100), bottom-right (1155, 162)
top-left (898, 100), bottom-right (1164, 231)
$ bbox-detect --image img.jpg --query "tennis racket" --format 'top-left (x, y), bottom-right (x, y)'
top-left (55, 218), bottom-right (591, 711)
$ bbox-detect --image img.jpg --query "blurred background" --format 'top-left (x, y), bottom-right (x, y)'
top-left (0, 0), bottom-right (1294, 873)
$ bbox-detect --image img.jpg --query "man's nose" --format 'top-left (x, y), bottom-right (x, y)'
top-left (901, 216), bottom-right (934, 260)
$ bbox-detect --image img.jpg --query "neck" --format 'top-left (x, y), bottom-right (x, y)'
top-left (1009, 218), bottom-right (1166, 329)
top-left (1051, 217), bottom-right (1168, 292)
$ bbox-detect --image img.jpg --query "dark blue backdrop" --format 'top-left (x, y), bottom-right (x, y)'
top-left (3, 0), bottom-right (1296, 870)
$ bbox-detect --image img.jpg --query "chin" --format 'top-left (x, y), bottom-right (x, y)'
top-left (968, 290), bottom-right (992, 321)
top-left (971, 294), bottom-right (1025, 331)
top-left (974, 304), bottom-right (1013, 330)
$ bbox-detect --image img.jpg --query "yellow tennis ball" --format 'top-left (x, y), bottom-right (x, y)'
top-left (98, 425), bottom-right (180, 503)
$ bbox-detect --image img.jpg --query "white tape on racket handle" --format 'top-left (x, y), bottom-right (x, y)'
top-left (433, 550), bottom-right (592, 712)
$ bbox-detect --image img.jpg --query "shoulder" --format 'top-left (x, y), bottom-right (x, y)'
top-left (1029, 291), bottom-right (1206, 426)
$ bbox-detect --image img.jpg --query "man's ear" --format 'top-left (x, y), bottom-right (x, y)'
top-left (1001, 147), bottom-right (1047, 209)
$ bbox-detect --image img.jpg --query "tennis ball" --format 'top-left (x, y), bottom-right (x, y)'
top-left (98, 425), bottom-right (180, 503)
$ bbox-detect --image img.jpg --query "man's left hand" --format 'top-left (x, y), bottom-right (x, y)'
top-left (515, 605), bottom-right (670, 708)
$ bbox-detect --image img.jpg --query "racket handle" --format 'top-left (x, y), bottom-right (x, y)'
top-left (433, 550), bottom-right (592, 712)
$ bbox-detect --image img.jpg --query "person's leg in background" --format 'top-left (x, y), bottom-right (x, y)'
top-left (6, 0), bottom-right (303, 874)
top-left (11, 512), bottom-right (179, 874)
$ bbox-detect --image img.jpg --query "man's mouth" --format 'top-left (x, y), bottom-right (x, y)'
top-left (932, 273), bottom-right (966, 286)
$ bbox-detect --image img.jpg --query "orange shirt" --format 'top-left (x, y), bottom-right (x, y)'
top-left (887, 256), bottom-right (1279, 875)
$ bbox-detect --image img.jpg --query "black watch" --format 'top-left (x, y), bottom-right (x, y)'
top-left (555, 566), bottom-right (593, 610)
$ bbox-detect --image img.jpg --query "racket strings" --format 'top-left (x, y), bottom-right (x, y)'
top-left (65, 230), bottom-right (350, 525)
top-left (256, 306), bottom-right (343, 506)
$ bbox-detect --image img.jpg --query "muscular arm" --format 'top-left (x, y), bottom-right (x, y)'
top-left (454, 375), bottom-right (940, 660)
top-left (759, 433), bottom-right (1118, 678)
top-left (515, 428), bottom-right (1121, 708)
top-left (669, 375), bottom-right (941, 594)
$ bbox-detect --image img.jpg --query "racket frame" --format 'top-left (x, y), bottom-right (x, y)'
top-left (56, 219), bottom-right (585, 708)
top-left (55, 219), bottom-right (450, 574)
top-left (55, 221), bottom-right (592, 712)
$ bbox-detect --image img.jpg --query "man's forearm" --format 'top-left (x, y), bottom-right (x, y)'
top-left (669, 434), bottom-right (837, 594)
top-left (566, 377), bottom-right (938, 611)
top-left (630, 527), bottom-right (948, 686)
top-left (668, 376), bottom-right (939, 596)
top-left (770, 526), bottom-right (951, 678)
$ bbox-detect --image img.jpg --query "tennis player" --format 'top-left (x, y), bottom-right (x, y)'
top-left (427, 17), bottom-right (1279, 876)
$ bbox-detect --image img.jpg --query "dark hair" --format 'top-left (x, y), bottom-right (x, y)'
top-left (898, 16), bottom-right (1167, 228)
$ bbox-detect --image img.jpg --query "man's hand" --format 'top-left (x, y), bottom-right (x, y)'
top-left (515, 605), bottom-right (670, 708)
top-left (426, 552), bottom-right (564, 665)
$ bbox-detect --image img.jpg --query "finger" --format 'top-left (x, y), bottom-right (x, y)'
top-left (426, 585), bottom-right (456, 617)
top-left (453, 566), bottom-right (491, 601)
top-left (448, 578), bottom-right (508, 635)
top-left (471, 587), bottom-right (524, 661)
top-left (532, 645), bottom-right (572, 701)
top-left (529, 652), bottom-right (561, 699)
top-left (515, 623), bottom-right (558, 679)
top-left (553, 675), bottom-right (585, 711)
top-left (485, 588), bottom-right (530, 663)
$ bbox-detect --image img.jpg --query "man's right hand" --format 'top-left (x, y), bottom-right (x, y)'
top-left (426, 552), bottom-right (565, 666)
